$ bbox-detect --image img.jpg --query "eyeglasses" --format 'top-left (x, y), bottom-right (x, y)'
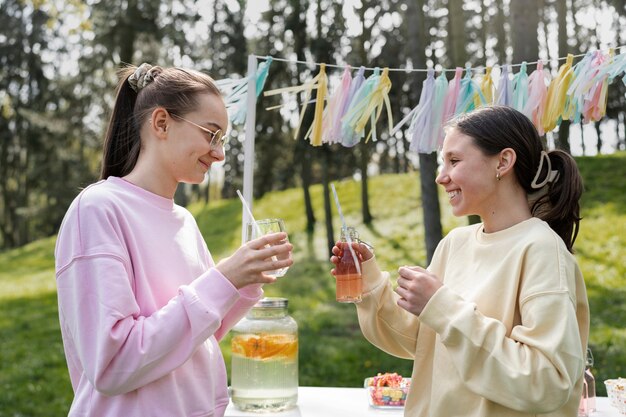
top-left (170, 114), bottom-right (227, 148)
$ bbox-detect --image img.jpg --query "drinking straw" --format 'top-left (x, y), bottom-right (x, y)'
top-left (236, 189), bottom-right (280, 266)
top-left (236, 189), bottom-right (263, 238)
top-left (330, 183), bottom-right (361, 275)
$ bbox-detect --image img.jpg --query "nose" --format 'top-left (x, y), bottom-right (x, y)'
top-left (209, 145), bottom-right (225, 162)
top-left (435, 167), bottom-right (448, 185)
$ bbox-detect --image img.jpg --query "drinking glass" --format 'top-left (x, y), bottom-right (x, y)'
top-left (246, 218), bottom-right (290, 277)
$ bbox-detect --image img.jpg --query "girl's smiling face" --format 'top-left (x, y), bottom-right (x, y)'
top-left (436, 128), bottom-right (500, 218)
top-left (164, 93), bottom-right (228, 185)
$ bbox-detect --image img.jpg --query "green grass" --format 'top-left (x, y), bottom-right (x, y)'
top-left (1, 153), bottom-right (625, 416)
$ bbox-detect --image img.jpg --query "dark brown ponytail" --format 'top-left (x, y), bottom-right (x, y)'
top-left (100, 67), bottom-right (141, 179)
top-left (530, 150), bottom-right (583, 252)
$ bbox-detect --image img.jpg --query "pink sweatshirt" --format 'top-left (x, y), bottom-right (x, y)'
top-left (55, 176), bottom-right (262, 417)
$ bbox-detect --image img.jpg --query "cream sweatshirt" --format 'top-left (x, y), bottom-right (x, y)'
top-left (356, 217), bottom-right (589, 417)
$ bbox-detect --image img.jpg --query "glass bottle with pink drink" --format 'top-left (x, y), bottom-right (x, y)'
top-left (335, 227), bottom-right (363, 303)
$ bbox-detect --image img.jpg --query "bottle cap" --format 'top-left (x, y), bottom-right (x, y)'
top-left (254, 297), bottom-right (288, 308)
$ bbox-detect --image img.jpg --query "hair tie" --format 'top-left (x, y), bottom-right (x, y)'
top-left (128, 63), bottom-right (161, 92)
top-left (531, 150), bottom-right (560, 189)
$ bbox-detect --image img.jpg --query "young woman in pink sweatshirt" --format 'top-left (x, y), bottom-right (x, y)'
top-left (331, 106), bottom-right (589, 417)
top-left (55, 63), bottom-right (293, 417)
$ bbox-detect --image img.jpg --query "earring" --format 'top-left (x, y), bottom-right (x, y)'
top-left (496, 172), bottom-right (501, 181)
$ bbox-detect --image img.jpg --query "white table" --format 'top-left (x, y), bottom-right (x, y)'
top-left (225, 387), bottom-right (619, 417)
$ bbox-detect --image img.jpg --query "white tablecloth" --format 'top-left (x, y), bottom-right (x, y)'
top-left (225, 387), bottom-right (619, 417)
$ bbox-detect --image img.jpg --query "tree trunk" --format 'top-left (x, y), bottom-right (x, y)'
top-left (581, 125), bottom-right (586, 155)
top-left (292, 0), bottom-right (316, 231)
top-left (510, 0), bottom-right (539, 63)
top-left (356, 1), bottom-right (373, 226)
top-left (301, 143), bottom-right (316, 231)
top-left (419, 153), bottom-right (444, 262)
top-left (315, 0), bottom-right (334, 257)
top-left (407, 0), bottom-right (443, 264)
top-left (595, 121), bottom-right (602, 154)
top-left (360, 142), bottom-right (373, 224)
top-left (494, 0), bottom-right (508, 63)
top-left (448, 0), bottom-right (466, 66)
top-left (556, 0), bottom-right (571, 153)
top-left (322, 148), bottom-right (335, 258)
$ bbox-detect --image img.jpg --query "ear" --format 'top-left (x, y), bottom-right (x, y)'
top-left (149, 107), bottom-right (169, 139)
top-left (496, 148), bottom-right (517, 177)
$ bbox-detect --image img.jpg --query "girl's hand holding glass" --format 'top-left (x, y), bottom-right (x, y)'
top-left (216, 227), bottom-right (293, 289)
top-left (245, 219), bottom-right (291, 278)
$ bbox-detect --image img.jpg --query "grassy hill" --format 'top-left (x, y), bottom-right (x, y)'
top-left (1, 153), bottom-right (625, 416)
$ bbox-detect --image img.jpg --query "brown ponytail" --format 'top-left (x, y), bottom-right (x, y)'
top-left (100, 67), bottom-right (141, 179)
top-left (449, 106), bottom-right (583, 252)
top-left (99, 64), bottom-right (222, 180)
top-left (530, 150), bottom-right (583, 252)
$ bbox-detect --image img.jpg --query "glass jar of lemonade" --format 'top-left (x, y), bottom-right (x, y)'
top-left (230, 297), bottom-right (298, 412)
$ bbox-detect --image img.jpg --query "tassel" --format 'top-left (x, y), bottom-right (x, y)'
top-left (322, 66), bottom-right (352, 144)
top-left (307, 64), bottom-right (328, 146)
top-left (333, 67), bottom-right (365, 143)
top-left (431, 72), bottom-right (450, 149)
top-left (512, 61), bottom-right (529, 111)
top-left (264, 63), bottom-right (327, 141)
top-left (441, 67), bottom-right (463, 125)
top-left (480, 66), bottom-right (495, 105)
top-left (216, 56), bottom-right (273, 125)
top-left (495, 65), bottom-right (513, 106)
top-left (455, 64), bottom-right (486, 115)
top-left (342, 68), bottom-right (381, 147)
top-left (409, 69), bottom-right (437, 153)
top-left (353, 67), bottom-right (393, 142)
top-left (523, 60), bottom-right (548, 135)
top-left (542, 53), bottom-right (575, 132)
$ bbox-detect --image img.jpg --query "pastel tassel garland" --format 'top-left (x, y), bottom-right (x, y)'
top-left (247, 48), bottom-right (626, 148)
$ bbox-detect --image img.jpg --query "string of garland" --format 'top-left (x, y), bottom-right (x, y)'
top-left (218, 47), bottom-right (626, 153)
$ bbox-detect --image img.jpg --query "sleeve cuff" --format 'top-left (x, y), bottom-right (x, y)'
top-left (187, 268), bottom-right (240, 318)
top-left (239, 283), bottom-right (264, 301)
top-left (418, 285), bottom-right (476, 345)
top-left (361, 257), bottom-right (389, 294)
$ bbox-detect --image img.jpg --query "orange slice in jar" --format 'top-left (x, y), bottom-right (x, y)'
top-left (231, 333), bottom-right (298, 360)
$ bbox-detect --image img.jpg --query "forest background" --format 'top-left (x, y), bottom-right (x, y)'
top-left (1, 0), bottom-right (626, 415)
top-left (1, 0), bottom-right (625, 251)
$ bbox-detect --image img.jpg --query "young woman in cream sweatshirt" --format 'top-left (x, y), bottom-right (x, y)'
top-left (332, 106), bottom-right (588, 417)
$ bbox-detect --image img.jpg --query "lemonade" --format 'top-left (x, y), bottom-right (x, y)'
top-left (230, 333), bottom-right (298, 412)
